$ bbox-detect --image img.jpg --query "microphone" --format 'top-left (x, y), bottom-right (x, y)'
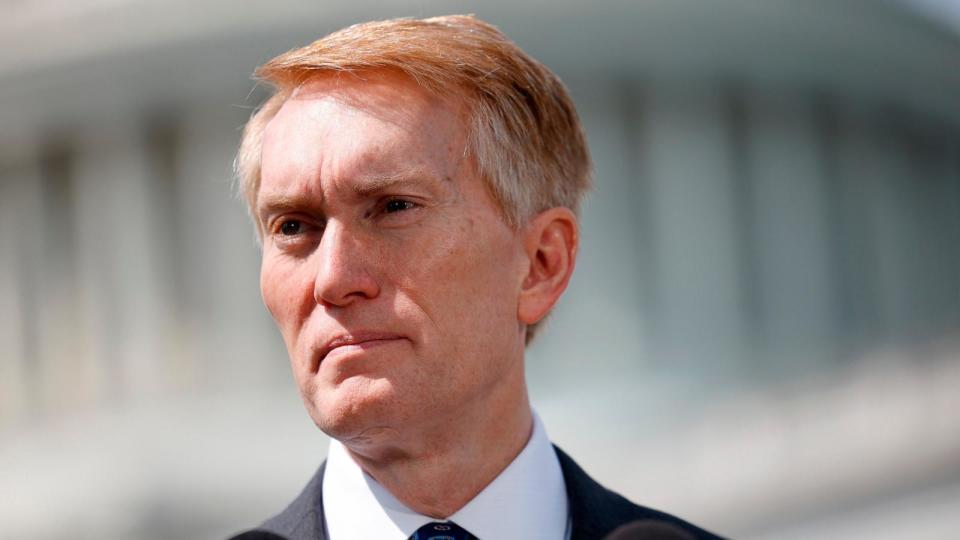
top-left (227, 530), bottom-right (288, 540)
top-left (603, 520), bottom-right (697, 540)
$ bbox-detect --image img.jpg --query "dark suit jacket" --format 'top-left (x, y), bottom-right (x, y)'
top-left (230, 445), bottom-right (724, 540)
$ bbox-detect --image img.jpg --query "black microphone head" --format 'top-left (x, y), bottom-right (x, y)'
top-left (603, 519), bottom-right (697, 540)
top-left (227, 530), bottom-right (289, 540)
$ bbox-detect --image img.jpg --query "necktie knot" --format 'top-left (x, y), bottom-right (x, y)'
top-left (409, 521), bottom-right (478, 540)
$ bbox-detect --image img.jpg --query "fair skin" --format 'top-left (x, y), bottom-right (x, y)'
top-left (257, 70), bottom-right (578, 518)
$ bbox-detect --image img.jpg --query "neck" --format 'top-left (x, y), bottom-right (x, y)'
top-left (342, 368), bottom-right (533, 518)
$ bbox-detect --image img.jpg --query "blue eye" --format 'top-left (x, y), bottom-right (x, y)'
top-left (384, 199), bottom-right (415, 213)
top-left (279, 220), bottom-right (302, 235)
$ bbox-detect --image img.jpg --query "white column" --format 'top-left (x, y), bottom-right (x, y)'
top-left (72, 121), bottom-right (166, 400)
top-left (833, 111), bottom-right (891, 345)
top-left (0, 162), bottom-right (42, 425)
top-left (643, 83), bottom-right (747, 371)
top-left (747, 93), bottom-right (835, 369)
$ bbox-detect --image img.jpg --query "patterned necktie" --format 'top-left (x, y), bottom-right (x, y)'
top-left (409, 521), bottom-right (479, 540)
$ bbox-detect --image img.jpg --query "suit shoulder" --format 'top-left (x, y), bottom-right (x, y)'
top-left (553, 446), bottom-right (726, 540)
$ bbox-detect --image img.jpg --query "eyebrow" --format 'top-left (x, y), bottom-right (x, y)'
top-left (256, 195), bottom-right (320, 225)
top-left (349, 169), bottom-right (445, 197)
top-left (256, 169), bottom-right (447, 219)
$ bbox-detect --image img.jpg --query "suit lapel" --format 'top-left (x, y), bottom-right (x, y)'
top-left (554, 445), bottom-right (724, 540)
top-left (554, 444), bottom-right (619, 540)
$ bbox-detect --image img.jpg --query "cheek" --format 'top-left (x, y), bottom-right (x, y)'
top-left (394, 219), bottom-right (521, 330)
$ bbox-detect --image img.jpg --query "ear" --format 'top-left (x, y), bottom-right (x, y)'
top-left (517, 207), bottom-right (579, 325)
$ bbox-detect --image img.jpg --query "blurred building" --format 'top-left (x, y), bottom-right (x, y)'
top-left (1, 1), bottom-right (958, 538)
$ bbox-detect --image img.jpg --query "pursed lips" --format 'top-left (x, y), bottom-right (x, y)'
top-left (314, 332), bottom-right (406, 369)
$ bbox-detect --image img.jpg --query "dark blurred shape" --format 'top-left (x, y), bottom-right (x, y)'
top-left (604, 519), bottom-right (699, 540)
top-left (228, 530), bottom-right (288, 540)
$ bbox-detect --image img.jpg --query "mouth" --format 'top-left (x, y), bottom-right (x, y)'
top-left (314, 332), bottom-right (406, 370)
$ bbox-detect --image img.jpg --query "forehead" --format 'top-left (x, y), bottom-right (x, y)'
top-left (287, 70), bottom-right (462, 126)
top-left (260, 71), bottom-right (468, 185)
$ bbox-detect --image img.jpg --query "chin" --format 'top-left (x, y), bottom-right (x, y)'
top-left (303, 377), bottom-right (402, 440)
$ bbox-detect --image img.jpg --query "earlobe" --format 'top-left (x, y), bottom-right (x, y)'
top-left (517, 207), bottom-right (578, 325)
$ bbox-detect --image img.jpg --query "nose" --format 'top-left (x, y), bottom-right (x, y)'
top-left (312, 220), bottom-right (380, 307)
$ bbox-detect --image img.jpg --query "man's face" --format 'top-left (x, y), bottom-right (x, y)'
top-left (258, 72), bottom-right (530, 445)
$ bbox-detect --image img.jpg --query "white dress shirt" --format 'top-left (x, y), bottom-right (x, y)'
top-left (322, 411), bottom-right (570, 540)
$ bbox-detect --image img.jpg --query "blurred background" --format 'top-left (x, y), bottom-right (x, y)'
top-left (1, 0), bottom-right (959, 538)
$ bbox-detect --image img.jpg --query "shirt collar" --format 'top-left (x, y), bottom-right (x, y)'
top-left (322, 411), bottom-right (569, 540)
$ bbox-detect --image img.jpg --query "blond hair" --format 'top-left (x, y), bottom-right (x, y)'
top-left (236, 15), bottom-right (591, 341)
top-left (236, 14), bottom-right (590, 230)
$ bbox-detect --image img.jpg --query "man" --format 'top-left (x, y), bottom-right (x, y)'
top-left (231, 15), bottom-right (722, 540)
